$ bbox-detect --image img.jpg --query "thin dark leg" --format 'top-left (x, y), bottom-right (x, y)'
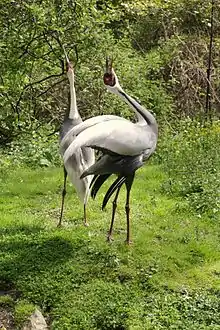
top-left (107, 187), bottom-right (121, 242)
top-left (83, 204), bottom-right (89, 227)
top-left (125, 173), bottom-right (135, 244)
top-left (58, 167), bottom-right (67, 227)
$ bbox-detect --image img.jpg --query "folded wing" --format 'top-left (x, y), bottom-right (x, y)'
top-left (63, 120), bottom-right (154, 164)
top-left (60, 115), bottom-right (128, 150)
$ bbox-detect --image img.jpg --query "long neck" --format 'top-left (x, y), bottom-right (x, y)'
top-left (117, 88), bottom-right (158, 133)
top-left (67, 72), bottom-right (80, 120)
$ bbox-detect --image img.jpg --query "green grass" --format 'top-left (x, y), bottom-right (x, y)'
top-left (0, 165), bottom-right (220, 329)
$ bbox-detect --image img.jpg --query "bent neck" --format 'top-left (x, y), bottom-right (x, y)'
top-left (114, 86), bottom-right (158, 133)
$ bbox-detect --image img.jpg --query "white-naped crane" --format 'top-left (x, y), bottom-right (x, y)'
top-left (63, 58), bottom-right (158, 243)
top-left (58, 58), bottom-right (95, 226)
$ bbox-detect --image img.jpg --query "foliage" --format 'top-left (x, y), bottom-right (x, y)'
top-left (1, 0), bottom-right (219, 146)
top-left (0, 295), bottom-right (14, 308)
top-left (14, 300), bottom-right (36, 329)
top-left (159, 119), bottom-right (220, 217)
top-left (126, 0), bottom-right (219, 49)
top-left (0, 122), bottom-right (61, 168)
top-left (0, 0), bottom-right (121, 143)
top-left (125, 0), bottom-right (220, 118)
top-left (0, 0), bottom-right (172, 148)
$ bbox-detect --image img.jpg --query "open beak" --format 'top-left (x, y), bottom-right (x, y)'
top-left (103, 56), bottom-right (116, 86)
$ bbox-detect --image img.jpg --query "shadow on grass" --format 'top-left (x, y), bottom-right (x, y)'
top-left (0, 222), bottom-right (124, 314)
top-left (0, 224), bottom-right (81, 285)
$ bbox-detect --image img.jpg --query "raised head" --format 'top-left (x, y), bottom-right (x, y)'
top-left (66, 58), bottom-right (75, 83)
top-left (66, 60), bottom-right (73, 72)
top-left (103, 57), bottom-right (122, 94)
top-left (103, 57), bottom-right (115, 86)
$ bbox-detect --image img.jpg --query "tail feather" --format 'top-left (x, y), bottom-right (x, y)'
top-left (91, 174), bottom-right (111, 199)
top-left (89, 174), bottom-right (99, 189)
top-left (102, 176), bottom-right (126, 210)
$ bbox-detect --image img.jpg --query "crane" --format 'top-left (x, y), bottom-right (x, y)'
top-left (63, 58), bottom-right (158, 243)
top-left (58, 58), bottom-right (95, 227)
top-left (59, 57), bottom-right (127, 227)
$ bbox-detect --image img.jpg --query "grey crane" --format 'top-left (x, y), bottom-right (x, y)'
top-left (58, 59), bottom-right (95, 226)
top-left (63, 58), bottom-right (158, 243)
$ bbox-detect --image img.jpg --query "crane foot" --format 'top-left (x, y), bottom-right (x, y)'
top-left (107, 234), bottom-right (114, 243)
top-left (57, 221), bottom-right (62, 228)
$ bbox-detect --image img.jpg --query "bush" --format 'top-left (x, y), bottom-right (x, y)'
top-left (159, 119), bottom-right (220, 217)
top-left (0, 122), bottom-right (61, 168)
top-left (0, 295), bottom-right (14, 307)
top-left (14, 300), bottom-right (36, 329)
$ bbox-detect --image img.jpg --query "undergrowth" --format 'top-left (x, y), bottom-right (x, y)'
top-left (158, 119), bottom-right (220, 217)
top-left (0, 122), bottom-right (61, 169)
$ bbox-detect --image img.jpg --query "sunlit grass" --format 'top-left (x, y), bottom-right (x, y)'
top-left (0, 165), bottom-right (220, 329)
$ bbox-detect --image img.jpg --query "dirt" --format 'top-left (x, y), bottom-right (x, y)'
top-left (0, 283), bottom-right (18, 330)
top-left (0, 306), bottom-right (15, 330)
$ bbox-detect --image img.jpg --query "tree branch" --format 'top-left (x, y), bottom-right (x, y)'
top-left (15, 71), bottom-right (65, 114)
top-left (36, 78), bottom-right (66, 98)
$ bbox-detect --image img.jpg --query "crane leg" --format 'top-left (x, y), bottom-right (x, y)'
top-left (58, 167), bottom-right (67, 227)
top-left (83, 204), bottom-right (89, 227)
top-left (107, 186), bottom-right (120, 242)
top-left (125, 173), bottom-right (135, 244)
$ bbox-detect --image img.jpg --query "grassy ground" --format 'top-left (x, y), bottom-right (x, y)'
top-left (0, 165), bottom-right (220, 329)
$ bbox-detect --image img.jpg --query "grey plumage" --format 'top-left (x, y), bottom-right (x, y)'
top-left (60, 117), bottom-right (82, 140)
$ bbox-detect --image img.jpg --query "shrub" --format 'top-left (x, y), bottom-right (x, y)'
top-left (0, 295), bottom-right (14, 307)
top-left (159, 119), bottom-right (220, 217)
top-left (14, 300), bottom-right (36, 329)
top-left (1, 122), bottom-right (61, 168)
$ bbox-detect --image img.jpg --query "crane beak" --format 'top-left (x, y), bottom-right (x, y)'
top-left (105, 56), bottom-right (113, 74)
top-left (64, 51), bottom-right (73, 72)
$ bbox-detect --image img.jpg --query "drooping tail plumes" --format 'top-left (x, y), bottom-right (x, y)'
top-left (102, 176), bottom-right (126, 210)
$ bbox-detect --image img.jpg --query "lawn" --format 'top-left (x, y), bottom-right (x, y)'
top-left (0, 165), bottom-right (220, 329)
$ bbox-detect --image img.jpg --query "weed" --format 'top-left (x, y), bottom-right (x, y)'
top-left (14, 300), bottom-right (35, 329)
top-left (159, 120), bottom-right (220, 217)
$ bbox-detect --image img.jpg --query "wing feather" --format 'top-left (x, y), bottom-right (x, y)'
top-left (60, 115), bottom-right (128, 149)
top-left (64, 120), bottom-right (154, 164)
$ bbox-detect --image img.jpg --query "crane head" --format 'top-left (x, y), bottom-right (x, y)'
top-left (103, 56), bottom-right (116, 87)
